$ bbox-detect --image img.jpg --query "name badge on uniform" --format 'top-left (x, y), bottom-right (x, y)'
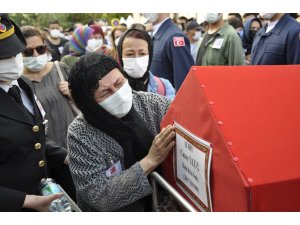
top-left (58, 46), bottom-right (64, 54)
top-left (212, 38), bottom-right (224, 49)
top-left (34, 95), bottom-right (46, 118)
top-left (106, 160), bottom-right (122, 177)
top-left (43, 119), bottom-right (48, 135)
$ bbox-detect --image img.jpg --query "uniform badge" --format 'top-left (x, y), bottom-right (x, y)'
top-left (0, 17), bottom-right (7, 33)
top-left (173, 37), bottom-right (185, 47)
top-left (212, 38), bottom-right (224, 49)
top-left (43, 119), bottom-right (48, 135)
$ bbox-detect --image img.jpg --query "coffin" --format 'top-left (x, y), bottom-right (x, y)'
top-left (161, 65), bottom-right (300, 211)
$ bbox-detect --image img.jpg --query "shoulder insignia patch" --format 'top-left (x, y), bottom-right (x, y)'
top-left (173, 37), bottom-right (185, 47)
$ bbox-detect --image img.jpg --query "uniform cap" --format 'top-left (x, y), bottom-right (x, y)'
top-left (0, 13), bottom-right (27, 59)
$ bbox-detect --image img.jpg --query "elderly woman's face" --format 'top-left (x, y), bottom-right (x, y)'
top-left (94, 68), bottom-right (126, 103)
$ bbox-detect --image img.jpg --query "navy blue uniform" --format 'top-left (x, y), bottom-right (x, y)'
top-left (0, 78), bottom-right (69, 211)
top-left (151, 18), bottom-right (194, 91)
top-left (251, 14), bottom-right (300, 65)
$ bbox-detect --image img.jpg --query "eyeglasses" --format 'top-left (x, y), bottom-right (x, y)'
top-left (23, 45), bottom-right (47, 57)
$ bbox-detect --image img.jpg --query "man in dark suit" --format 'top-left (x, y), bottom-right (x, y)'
top-left (143, 13), bottom-right (194, 91)
top-left (0, 13), bottom-right (69, 211)
top-left (251, 13), bottom-right (300, 65)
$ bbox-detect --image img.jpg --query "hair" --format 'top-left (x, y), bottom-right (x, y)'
top-left (187, 17), bottom-right (196, 22)
top-left (227, 17), bottom-right (244, 29)
top-left (20, 26), bottom-right (51, 56)
top-left (110, 25), bottom-right (128, 60)
top-left (20, 25), bottom-right (47, 41)
top-left (289, 13), bottom-right (299, 19)
top-left (130, 23), bottom-right (146, 30)
top-left (200, 21), bottom-right (209, 27)
top-left (111, 25), bottom-right (128, 44)
top-left (177, 16), bottom-right (188, 30)
top-left (178, 16), bottom-right (188, 23)
top-left (228, 13), bottom-right (242, 21)
top-left (48, 20), bottom-right (60, 26)
top-left (89, 24), bottom-right (105, 39)
top-left (242, 13), bottom-right (259, 19)
top-left (88, 19), bottom-right (95, 26)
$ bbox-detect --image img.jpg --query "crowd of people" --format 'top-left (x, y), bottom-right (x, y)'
top-left (0, 12), bottom-right (300, 212)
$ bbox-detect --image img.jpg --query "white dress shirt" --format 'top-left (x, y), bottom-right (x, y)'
top-left (152, 18), bottom-right (170, 37)
top-left (266, 20), bottom-right (280, 33)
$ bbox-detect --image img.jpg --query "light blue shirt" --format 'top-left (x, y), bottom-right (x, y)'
top-left (147, 72), bottom-right (175, 100)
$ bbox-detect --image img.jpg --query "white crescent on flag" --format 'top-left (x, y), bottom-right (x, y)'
top-left (173, 37), bottom-right (185, 47)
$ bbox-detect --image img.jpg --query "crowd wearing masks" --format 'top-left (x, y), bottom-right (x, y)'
top-left (0, 12), bottom-right (300, 212)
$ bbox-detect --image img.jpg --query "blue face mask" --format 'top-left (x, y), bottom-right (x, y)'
top-left (23, 54), bottom-right (49, 72)
top-left (239, 29), bottom-right (244, 38)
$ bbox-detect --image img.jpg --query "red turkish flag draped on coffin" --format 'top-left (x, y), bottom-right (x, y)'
top-left (161, 65), bottom-right (300, 212)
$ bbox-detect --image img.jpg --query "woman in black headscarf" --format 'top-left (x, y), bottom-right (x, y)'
top-left (67, 52), bottom-right (175, 211)
top-left (117, 28), bottom-right (175, 100)
top-left (241, 17), bottom-right (262, 65)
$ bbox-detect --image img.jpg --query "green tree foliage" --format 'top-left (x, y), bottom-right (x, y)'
top-left (10, 13), bottom-right (132, 29)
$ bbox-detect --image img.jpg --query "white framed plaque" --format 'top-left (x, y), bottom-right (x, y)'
top-left (174, 121), bottom-right (213, 212)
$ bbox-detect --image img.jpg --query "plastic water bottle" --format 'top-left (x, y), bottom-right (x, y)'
top-left (40, 178), bottom-right (72, 212)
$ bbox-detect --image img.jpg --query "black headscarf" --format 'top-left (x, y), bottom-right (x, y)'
top-left (117, 28), bottom-right (153, 92)
top-left (68, 52), bottom-right (154, 170)
top-left (241, 18), bottom-right (262, 55)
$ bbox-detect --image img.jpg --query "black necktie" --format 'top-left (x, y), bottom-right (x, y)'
top-left (8, 85), bottom-right (23, 106)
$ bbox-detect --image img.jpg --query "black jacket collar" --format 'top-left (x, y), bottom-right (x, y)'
top-left (0, 78), bottom-right (42, 125)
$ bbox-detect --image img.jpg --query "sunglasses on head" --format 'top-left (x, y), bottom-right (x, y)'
top-left (23, 45), bottom-right (47, 57)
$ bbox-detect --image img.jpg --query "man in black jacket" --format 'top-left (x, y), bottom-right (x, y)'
top-left (0, 13), bottom-right (69, 211)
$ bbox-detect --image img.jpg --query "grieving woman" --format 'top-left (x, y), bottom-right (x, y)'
top-left (67, 53), bottom-right (175, 211)
top-left (117, 28), bottom-right (175, 100)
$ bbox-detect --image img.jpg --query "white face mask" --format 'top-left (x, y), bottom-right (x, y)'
top-left (205, 13), bottom-right (222, 24)
top-left (114, 37), bottom-right (120, 47)
top-left (23, 54), bottom-right (48, 72)
top-left (50, 29), bottom-right (61, 38)
top-left (86, 39), bottom-right (103, 52)
top-left (259, 13), bottom-right (276, 20)
top-left (123, 55), bottom-right (149, 79)
top-left (143, 13), bottom-right (159, 24)
top-left (192, 31), bottom-right (202, 41)
top-left (64, 35), bottom-right (71, 40)
top-left (0, 53), bottom-right (24, 81)
top-left (98, 80), bottom-right (133, 118)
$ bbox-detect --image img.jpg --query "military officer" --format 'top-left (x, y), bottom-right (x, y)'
top-left (0, 13), bottom-right (69, 211)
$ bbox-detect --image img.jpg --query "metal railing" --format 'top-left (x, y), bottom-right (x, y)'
top-left (150, 172), bottom-right (197, 212)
